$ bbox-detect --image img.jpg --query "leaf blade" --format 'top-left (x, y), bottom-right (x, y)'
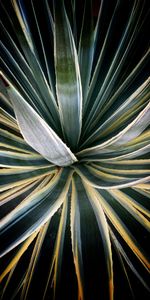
top-left (7, 86), bottom-right (77, 166)
top-left (71, 174), bottom-right (113, 300)
top-left (54, 1), bottom-right (82, 150)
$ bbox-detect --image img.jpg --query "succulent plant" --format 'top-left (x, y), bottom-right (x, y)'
top-left (0, 1), bottom-right (149, 299)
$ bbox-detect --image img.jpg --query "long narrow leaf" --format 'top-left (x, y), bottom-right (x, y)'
top-left (7, 86), bottom-right (77, 166)
top-left (54, 1), bottom-right (82, 150)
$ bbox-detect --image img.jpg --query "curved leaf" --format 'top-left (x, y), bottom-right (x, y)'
top-left (7, 86), bottom-right (77, 166)
top-left (71, 174), bottom-right (113, 300)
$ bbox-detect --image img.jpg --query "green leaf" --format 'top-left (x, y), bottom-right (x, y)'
top-left (0, 127), bottom-right (36, 154)
top-left (83, 1), bottom-right (147, 134)
top-left (48, 197), bottom-right (69, 299)
top-left (79, 100), bottom-right (150, 154)
top-left (0, 168), bottom-right (72, 256)
top-left (0, 24), bottom-right (60, 133)
top-left (20, 222), bottom-right (50, 300)
top-left (78, 0), bottom-right (94, 104)
top-left (7, 87), bottom-right (77, 166)
top-left (0, 166), bottom-right (55, 192)
top-left (71, 174), bottom-right (113, 300)
top-left (73, 164), bottom-right (149, 189)
top-left (54, 1), bottom-right (82, 150)
top-left (0, 0), bottom-right (149, 299)
top-left (0, 150), bottom-right (49, 169)
top-left (0, 231), bottom-right (38, 282)
top-left (110, 229), bottom-right (150, 292)
top-left (91, 158), bottom-right (150, 177)
top-left (97, 189), bottom-right (149, 270)
top-left (86, 78), bottom-right (150, 143)
top-left (11, 0), bottom-right (61, 131)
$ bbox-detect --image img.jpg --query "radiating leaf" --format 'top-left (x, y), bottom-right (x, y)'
top-left (7, 86), bottom-right (77, 166)
top-left (0, 1), bottom-right (149, 299)
top-left (54, 0), bottom-right (82, 150)
top-left (78, 0), bottom-right (94, 104)
top-left (0, 168), bottom-right (72, 256)
top-left (71, 174), bottom-right (113, 300)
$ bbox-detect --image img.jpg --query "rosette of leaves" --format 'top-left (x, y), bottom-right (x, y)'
top-left (0, 1), bottom-right (150, 299)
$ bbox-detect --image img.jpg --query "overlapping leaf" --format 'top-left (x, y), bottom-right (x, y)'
top-left (0, 1), bottom-right (149, 300)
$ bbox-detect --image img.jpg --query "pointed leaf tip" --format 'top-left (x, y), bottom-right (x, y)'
top-left (8, 87), bottom-right (77, 167)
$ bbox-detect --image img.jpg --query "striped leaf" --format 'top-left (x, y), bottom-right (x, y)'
top-left (54, 1), bottom-right (82, 150)
top-left (7, 86), bottom-right (77, 166)
top-left (0, 1), bottom-right (149, 299)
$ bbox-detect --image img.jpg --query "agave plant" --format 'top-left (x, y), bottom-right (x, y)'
top-left (0, 0), bottom-right (149, 299)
